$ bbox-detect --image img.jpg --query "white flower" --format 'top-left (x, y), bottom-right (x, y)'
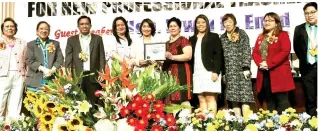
top-left (52, 117), bottom-right (67, 131)
top-left (72, 91), bottom-right (78, 95)
top-left (225, 115), bottom-right (232, 121)
top-left (94, 119), bottom-right (115, 131)
top-left (248, 113), bottom-right (259, 120)
top-left (184, 125), bottom-right (194, 131)
top-left (116, 118), bottom-right (134, 131)
top-left (206, 113), bottom-right (214, 119)
top-left (290, 119), bottom-right (300, 127)
top-left (63, 83), bottom-right (71, 90)
top-left (203, 109), bottom-right (209, 114)
top-left (178, 110), bottom-right (190, 118)
top-left (299, 112), bottom-right (311, 121)
top-left (254, 123), bottom-right (262, 129)
top-left (93, 107), bottom-right (106, 119)
top-left (274, 127), bottom-right (286, 131)
top-left (303, 128), bottom-right (311, 131)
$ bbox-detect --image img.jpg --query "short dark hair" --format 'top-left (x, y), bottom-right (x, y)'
top-left (222, 13), bottom-right (237, 26)
top-left (36, 21), bottom-right (50, 30)
top-left (112, 16), bottom-right (132, 46)
top-left (77, 15), bottom-right (91, 25)
top-left (139, 18), bottom-right (156, 36)
top-left (167, 17), bottom-right (181, 28)
top-left (303, 2), bottom-right (317, 11)
top-left (1, 17), bottom-right (18, 35)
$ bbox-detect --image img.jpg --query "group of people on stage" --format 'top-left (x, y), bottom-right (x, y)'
top-left (0, 2), bottom-right (316, 120)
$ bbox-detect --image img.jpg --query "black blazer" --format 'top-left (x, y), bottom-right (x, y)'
top-left (189, 32), bottom-right (222, 75)
top-left (293, 23), bottom-right (312, 74)
top-left (65, 34), bottom-right (106, 83)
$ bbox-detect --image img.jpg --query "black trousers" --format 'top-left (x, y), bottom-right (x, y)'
top-left (82, 71), bottom-right (103, 107)
top-left (301, 63), bottom-right (317, 116)
top-left (258, 71), bottom-right (290, 113)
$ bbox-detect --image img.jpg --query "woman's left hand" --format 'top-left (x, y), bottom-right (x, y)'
top-left (212, 73), bottom-right (218, 82)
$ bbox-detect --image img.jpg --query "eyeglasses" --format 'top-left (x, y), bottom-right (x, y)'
top-left (263, 19), bottom-right (275, 23)
top-left (305, 10), bottom-right (317, 16)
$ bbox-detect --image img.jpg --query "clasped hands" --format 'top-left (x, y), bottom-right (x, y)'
top-left (259, 61), bottom-right (268, 70)
top-left (39, 66), bottom-right (57, 78)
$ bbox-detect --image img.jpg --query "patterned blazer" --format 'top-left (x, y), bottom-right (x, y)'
top-left (0, 38), bottom-right (27, 77)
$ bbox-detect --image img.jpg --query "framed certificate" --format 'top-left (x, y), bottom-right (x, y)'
top-left (144, 42), bottom-right (166, 60)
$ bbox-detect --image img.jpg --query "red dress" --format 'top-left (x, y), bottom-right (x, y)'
top-left (163, 36), bottom-right (192, 104)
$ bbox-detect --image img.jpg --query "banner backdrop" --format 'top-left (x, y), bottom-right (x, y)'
top-left (14, 2), bottom-right (306, 78)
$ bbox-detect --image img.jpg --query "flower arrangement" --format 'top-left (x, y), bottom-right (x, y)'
top-left (23, 67), bottom-right (95, 131)
top-left (119, 93), bottom-right (179, 131)
top-left (0, 115), bottom-right (37, 131)
top-left (91, 60), bottom-right (188, 130)
top-left (47, 42), bottom-right (56, 53)
top-left (177, 107), bottom-right (317, 131)
top-left (0, 40), bottom-right (6, 51)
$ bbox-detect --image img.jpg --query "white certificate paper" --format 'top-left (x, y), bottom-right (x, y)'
top-left (144, 42), bottom-right (166, 60)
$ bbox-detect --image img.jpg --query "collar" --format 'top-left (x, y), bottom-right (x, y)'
top-left (80, 33), bottom-right (91, 40)
top-left (36, 37), bottom-right (50, 45)
top-left (307, 23), bottom-right (318, 28)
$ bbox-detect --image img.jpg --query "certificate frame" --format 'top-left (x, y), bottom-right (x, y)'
top-left (144, 42), bottom-right (166, 61)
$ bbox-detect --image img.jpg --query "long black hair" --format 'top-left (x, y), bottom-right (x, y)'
top-left (112, 16), bottom-right (132, 46)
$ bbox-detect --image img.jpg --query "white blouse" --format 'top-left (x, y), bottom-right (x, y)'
top-left (105, 36), bottom-right (133, 61)
top-left (130, 35), bottom-right (160, 65)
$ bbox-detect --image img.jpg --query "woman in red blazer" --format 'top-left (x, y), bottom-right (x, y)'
top-left (252, 12), bottom-right (295, 113)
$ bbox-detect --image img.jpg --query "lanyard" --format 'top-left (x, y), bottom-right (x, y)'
top-left (79, 34), bottom-right (91, 54)
top-left (306, 25), bottom-right (318, 49)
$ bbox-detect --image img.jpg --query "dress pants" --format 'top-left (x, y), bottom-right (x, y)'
top-left (81, 71), bottom-right (103, 107)
top-left (301, 63), bottom-right (317, 116)
top-left (0, 71), bottom-right (24, 119)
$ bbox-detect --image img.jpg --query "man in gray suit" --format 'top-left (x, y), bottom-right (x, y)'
top-left (65, 16), bottom-right (105, 104)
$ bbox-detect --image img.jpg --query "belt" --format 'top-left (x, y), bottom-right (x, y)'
top-left (83, 71), bottom-right (91, 74)
top-left (311, 62), bottom-right (317, 67)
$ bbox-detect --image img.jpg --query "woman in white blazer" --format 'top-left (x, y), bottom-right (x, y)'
top-left (130, 18), bottom-right (162, 71)
top-left (0, 18), bottom-right (27, 119)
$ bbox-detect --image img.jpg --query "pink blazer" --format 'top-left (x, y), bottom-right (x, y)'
top-left (0, 38), bottom-right (27, 77)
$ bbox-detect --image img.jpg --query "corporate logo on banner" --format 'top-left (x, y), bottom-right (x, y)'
top-left (25, 2), bottom-right (299, 40)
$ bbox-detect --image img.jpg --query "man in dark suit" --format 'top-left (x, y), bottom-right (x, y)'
top-left (65, 16), bottom-right (105, 104)
top-left (293, 2), bottom-right (317, 116)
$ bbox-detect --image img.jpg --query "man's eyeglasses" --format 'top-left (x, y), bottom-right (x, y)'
top-left (305, 10), bottom-right (317, 16)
